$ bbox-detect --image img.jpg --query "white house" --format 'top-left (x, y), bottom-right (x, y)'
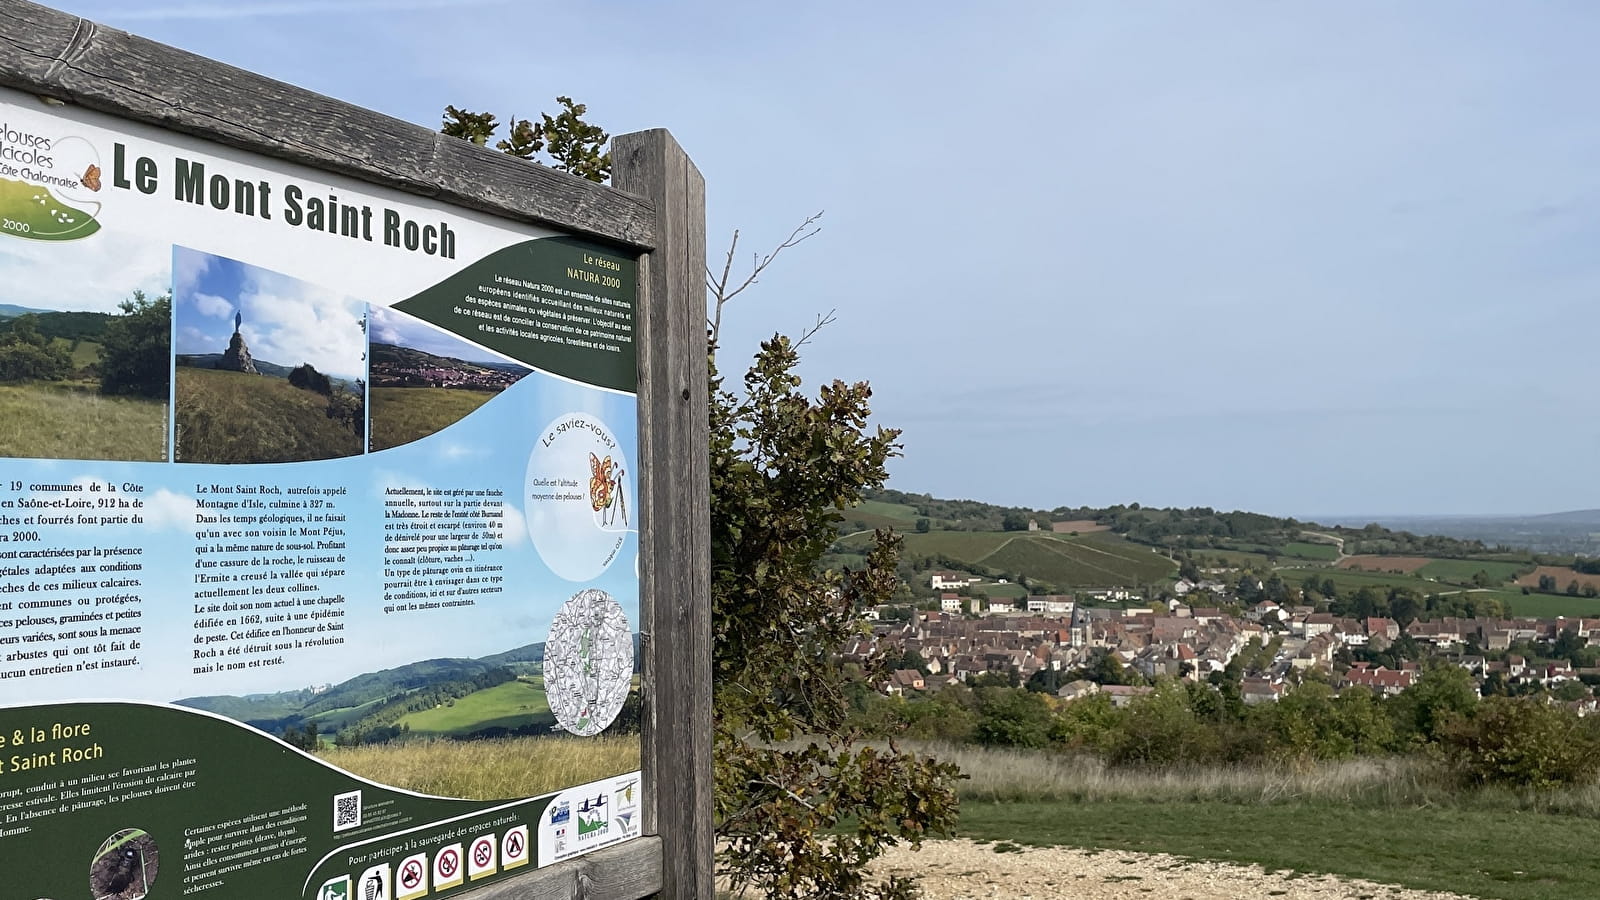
top-left (930, 571), bottom-right (981, 591)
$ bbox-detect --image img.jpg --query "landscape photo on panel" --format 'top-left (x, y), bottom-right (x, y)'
top-left (172, 245), bottom-right (368, 464)
top-left (0, 229), bottom-right (171, 462)
top-left (367, 304), bottom-right (531, 452)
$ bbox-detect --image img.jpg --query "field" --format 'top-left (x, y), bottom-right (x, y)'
top-left (175, 367), bottom-right (362, 463)
top-left (977, 535), bottom-right (1177, 589)
top-left (1051, 519), bottom-right (1110, 533)
top-left (1516, 566), bottom-right (1600, 593)
top-left (959, 801), bottom-right (1597, 900)
top-left (1197, 549), bottom-right (1275, 569)
top-left (1280, 565), bottom-right (1441, 595)
top-left (847, 499), bottom-right (921, 529)
top-left (1338, 555), bottom-right (1433, 573)
top-left (971, 582), bottom-right (1026, 599)
top-left (1280, 540), bottom-right (1339, 561)
top-left (876, 530), bottom-right (1017, 558)
top-left (1418, 558), bottom-right (1529, 584)
top-left (320, 734), bottom-right (639, 800)
top-left (369, 385), bottom-right (495, 451)
top-left (1498, 590), bottom-right (1600, 619)
top-left (53, 336), bottom-right (103, 368)
top-left (0, 380), bottom-right (165, 461)
top-left (914, 745), bottom-right (1600, 900)
top-left (396, 679), bottom-right (553, 736)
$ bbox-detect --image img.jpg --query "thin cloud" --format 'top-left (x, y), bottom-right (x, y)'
top-left (93, 0), bottom-right (510, 21)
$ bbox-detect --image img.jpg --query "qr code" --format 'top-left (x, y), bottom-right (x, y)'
top-left (333, 789), bottom-right (362, 832)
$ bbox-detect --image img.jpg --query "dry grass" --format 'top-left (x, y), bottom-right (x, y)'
top-left (320, 734), bottom-right (639, 800)
top-left (936, 744), bottom-right (1434, 805)
top-left (885, 742), bottom-right (1600, 818)
top-left (1516, 566), bottom-right (1600, 593)
top-left (1337, 555), bottom-right (1433, 573)
top-left (1052, 520), bottom-right (1111, 533)
top-left (0, 380), bottom-right (165, 461)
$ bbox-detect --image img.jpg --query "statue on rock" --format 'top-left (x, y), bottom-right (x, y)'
top-left (217, 307), bottom-right (259, 374)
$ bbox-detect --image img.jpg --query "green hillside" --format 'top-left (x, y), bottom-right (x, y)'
top-left (397, 679), bottom-right (553, 736)
top-left (370, 385), bottom-right (495, 451)
top-left (175, 367), bottom-right (362, 463)
top-left (1416, 558), bottom-right (1529, 584)
top-left (974, 534), bottom-right (1177, 588)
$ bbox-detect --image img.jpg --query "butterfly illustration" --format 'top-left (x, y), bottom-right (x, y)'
top-left (589, 453), bottom-right (613, 513)
top-left (80, 163), bottom-right (102, 192)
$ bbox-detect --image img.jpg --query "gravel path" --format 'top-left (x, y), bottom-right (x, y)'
top-left (867, 839), bottom-right (1480, 900)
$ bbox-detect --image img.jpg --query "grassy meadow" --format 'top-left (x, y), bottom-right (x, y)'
top-left (844, 529), bottom-right (1179, 589)
top-left (1500, 590), bottom-right (1600, 619)
top-left (1418, 558), bottom-right (1530, 583)
top-left (895, 744), bottom-right (1600, 900)
top-left (320, 734), bottom-right (639, 800)
top-left (397, 679), bottom-right (554, 736)
top-left (175, 367), bottom-right (361, 463)
top-left (0, 380), bottom-right (165, 461)
top-left (369, 385), bottom-right (495, 451)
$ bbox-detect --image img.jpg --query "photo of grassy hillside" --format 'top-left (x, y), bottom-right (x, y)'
top-left (174, 367), bottom-right (362, 463)
top-left (0, 296), bottom-right (170, 462)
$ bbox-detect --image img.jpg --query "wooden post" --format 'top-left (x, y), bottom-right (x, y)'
top-left (612, 130), bottom-right (713, 900)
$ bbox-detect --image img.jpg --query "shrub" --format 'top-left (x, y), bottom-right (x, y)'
top-left (289, 363), bottom-right (333, 395)
top-left (1441, 696), bottom-right (1600, 789)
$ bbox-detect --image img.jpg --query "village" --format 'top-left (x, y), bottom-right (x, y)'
top-left (853, 570), bottom-right (1600, 711)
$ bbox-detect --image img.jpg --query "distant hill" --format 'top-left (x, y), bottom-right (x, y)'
top-left (1320, 511), bottom-right (1600, 555)
top-left (0, 303), bottom-right (52, 318)
top-left (176, 353), bottom-right (360, 393)
top-left (0, 309), bottom-right (112, 342)
top-left (370, 342), bottom-right (527, 374)
top-left (176, 641), bottom-right (549, 734)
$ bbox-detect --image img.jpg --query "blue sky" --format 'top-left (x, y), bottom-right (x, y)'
top-left (370, 304), bottom-right (517, 366)
top-left (174, 246), bottom-right (368, 379)
top-left (60, 1), bottom-right (1600, 516)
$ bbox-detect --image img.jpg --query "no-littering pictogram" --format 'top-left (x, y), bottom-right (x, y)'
top-left (468, 833), bottom-right (498, 879)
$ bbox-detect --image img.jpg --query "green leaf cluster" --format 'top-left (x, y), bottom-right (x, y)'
top-left (98, 290), bottom-right (172, 398)
top-left (711, 337), bottom-right (960, 899)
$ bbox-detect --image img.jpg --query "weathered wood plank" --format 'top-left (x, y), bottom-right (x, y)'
top-left (0, 0), bottom-right (654, 249)
top-left (458, 837), bottom-right (662, 900)
top-left (613, 130), bottom-right (712, 900)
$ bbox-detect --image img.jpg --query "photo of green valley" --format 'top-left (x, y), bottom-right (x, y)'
top-left (177, 640), bottom-right (640, 801)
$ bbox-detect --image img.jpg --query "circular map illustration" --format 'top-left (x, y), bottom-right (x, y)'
top-left (525, 412), bottom-right (632, 581)
top-left (544, 588), bottom-right (634, 736)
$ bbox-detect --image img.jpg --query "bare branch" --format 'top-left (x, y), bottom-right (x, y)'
top-left (707, 212), bottom-right (823, 348)
top-left (793, 308), bottom-right (837, 350)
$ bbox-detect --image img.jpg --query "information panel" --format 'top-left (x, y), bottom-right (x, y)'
top-left (0, 86), bottom-right (642, 898)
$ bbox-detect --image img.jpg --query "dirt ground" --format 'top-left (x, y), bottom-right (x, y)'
top-left (1051, 520), bottom-right (1111, 534)
top-left (1337, 556), bottom-right (1433, 573)
top-left (866, 839), bottom-right (1478, 900)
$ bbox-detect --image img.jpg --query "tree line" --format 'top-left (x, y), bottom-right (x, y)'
top-left (851, 665), bottom-right (1600, 789)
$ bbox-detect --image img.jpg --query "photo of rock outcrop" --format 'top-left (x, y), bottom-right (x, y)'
top-left (172, 246), bottom-right (367, 464)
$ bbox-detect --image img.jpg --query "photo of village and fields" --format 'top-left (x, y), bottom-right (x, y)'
top-left (367, 305), bottom-right (531, 452)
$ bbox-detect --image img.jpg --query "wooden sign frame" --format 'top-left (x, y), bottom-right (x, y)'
top-left (0, 1), bottom-right (711, 897)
